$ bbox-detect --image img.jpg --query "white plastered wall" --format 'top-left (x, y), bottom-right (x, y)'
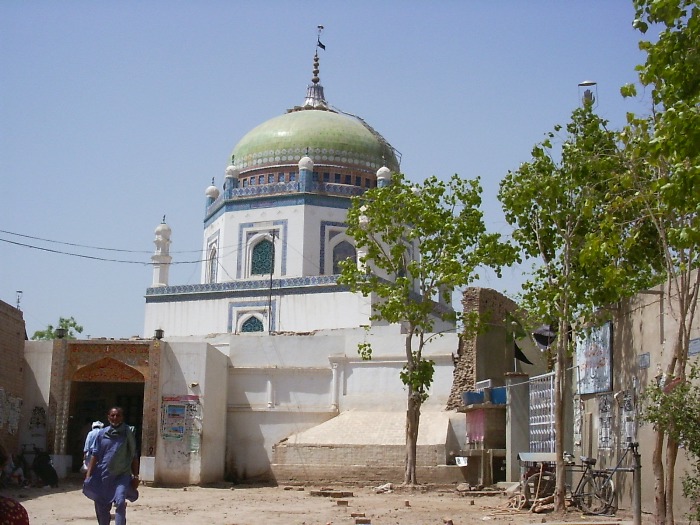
top-left (222, 325), bottom-right (460, 479)
top-left (155, 341), bottom-right (227, 484)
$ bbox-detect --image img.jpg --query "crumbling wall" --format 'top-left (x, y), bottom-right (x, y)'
top-left (0, 300), bottom-right (26, 452)
top-left (445, 287), bottom-right (516, 410)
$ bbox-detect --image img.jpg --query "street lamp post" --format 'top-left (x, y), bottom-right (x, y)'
top-left (578, 80), bottom-right (598, 108)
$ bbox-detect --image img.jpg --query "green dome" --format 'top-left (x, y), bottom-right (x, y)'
top-left (231, 109), bottom-right (399, 175)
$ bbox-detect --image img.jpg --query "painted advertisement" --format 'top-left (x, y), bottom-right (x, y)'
top-left (576, 322), bottom-right (613, 394)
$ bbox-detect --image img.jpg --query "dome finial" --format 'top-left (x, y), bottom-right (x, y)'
top-left (312, 52), bottom-right (320, 85)
top-left (299, 26), bottom-right (328, 109)
top-left (313, 26), bottom-right (325, 85)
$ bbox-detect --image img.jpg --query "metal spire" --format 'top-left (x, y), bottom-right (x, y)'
top-left (302, 26), bottom-right (328, 109)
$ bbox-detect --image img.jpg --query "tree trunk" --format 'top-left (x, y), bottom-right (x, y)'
top-left (664, 436), bottom-right (679, 525)
top-left (404, 394), bottom-right (420, 485)
top-left (553, 326), bottom-right (567, 512)
top-left (404, 329), bottom-right (419, 486)
top-left (652, 427), bottom-right (667, 525)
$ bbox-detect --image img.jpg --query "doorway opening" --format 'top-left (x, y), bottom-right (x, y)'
top-left (68, 381), bottom-right (145, 472)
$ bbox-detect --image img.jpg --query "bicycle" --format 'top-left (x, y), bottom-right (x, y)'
top-left (568, 441), bottom-right (638, 514)
top-left (566, 454), bottom-right (616, 514)
top-left (522, 441), bottom-right (638, 515)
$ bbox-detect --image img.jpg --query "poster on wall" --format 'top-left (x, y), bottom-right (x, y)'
top-left (29, 406), bottom-right (47, 446)
top-left (598, 393), bottom-right (613, 450)
top-left (161, 395), bottom-right (202, 453)
top-left (162, 404), bottom-right (186, 441)
top-left (576, 322), bottom-right (613, 394)
top-left (7, 396), bottom-right (22, 435)
top-left (573, 396), bottom-right (583, 451)
top-left (620, 388), bottom-right (637, 444)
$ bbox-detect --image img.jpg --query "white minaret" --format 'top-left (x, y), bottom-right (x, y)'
top-left (151, 216), bottom-right (172, 287)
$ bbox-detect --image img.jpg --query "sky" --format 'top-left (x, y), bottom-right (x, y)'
top-left (0, 1), bottom-right (655, 339)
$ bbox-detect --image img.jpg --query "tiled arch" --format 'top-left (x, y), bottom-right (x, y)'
top-left (73, 357), bottom-right (145, 382)
top-left (47, 340), bottom-right (161, 458)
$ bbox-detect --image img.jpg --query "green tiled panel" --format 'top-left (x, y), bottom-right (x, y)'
top-left (231, 110), bottom-right (399, 173)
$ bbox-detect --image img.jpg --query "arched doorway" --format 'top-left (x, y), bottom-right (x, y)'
top-left (68, 358), bottom-right (145, 472)
top-left (47, 340), bottom-right (160, 474)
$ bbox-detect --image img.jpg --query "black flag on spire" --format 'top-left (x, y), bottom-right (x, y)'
top-left (317, 25), bottom-right (325, 50)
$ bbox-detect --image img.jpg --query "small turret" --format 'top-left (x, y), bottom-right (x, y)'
top-left (224, 165), bottom-right (239, 191)
top-left (205, 177), bottom-right (220, 204)
top-left (376, 166), bottom-right (392, 188)
top-left (298, 156), bottom-right (314, 192)
top-left (151, 216), bottom-right (172, 287)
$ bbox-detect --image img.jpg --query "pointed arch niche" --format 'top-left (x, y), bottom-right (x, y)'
top-left (73, 357), bottom-right (145, 382)
top-left (47, 340), bottom-right (161, 461)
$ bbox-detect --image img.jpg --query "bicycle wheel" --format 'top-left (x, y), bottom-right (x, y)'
top-left (523, 471), bottom-right (556, 504)
top-left (597, 474), bottom-right (617, 513)
top-left (579, 474), bottom-right (615, 514)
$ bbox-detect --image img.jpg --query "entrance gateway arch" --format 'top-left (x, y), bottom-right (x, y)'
top-left (47, 339), bottom-right (161, 472)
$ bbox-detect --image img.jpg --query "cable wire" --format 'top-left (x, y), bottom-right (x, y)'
top-left (0, 237), bottom-right (206, 265)
top-left (0, 228), bottom-right (154, 254)
top-left (0, 228), bottom-right (210, 255)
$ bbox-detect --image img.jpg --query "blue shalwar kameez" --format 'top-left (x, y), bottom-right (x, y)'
top-left (83, 425), bottom-right (138, 525)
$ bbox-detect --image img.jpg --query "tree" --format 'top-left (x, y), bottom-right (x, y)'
top-left (339, 172), bottom-right (513, 485)
top-left (498, 104), bottom-right (655, 511)
top-left (620, 2), bottom-right (700, 523)
top-left (642, 364), bottom-right (700, 523)
top-left (32, 316), bottom-right (84, 340)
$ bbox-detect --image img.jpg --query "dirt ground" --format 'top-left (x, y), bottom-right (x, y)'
top-left (4, 476), bottom-right (647, 525)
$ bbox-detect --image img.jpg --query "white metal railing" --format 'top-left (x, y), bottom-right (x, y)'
top-left (529, 372), bottom-right (555, 452)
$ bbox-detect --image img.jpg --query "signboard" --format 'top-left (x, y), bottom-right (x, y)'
top-left (576, 322), bottom-right (613, 394)
top-left (689, 338), bottom-right (700, 356)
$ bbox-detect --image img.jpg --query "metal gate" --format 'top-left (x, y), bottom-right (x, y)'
top-left (529, 372), bottom-right (555, 452)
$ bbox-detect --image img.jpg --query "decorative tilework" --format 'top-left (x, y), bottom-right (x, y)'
top-left (236, 220), bottom-right (288, 279)
top-left (207, 192), bottom-right (224, 212)
top-left (205, 179), bottom-right (367, 221)
top-left (332, 241), bottom-right (356, 274)
top-left (228, 299), bottom-right (277, 332)
top-left (205, 193), bottom-right (354, 228)
top-left (72, 357), bottom-right (145, 382)
top-left (235, 148), bottom-right (383, 171)
top-left (146, 275), bottom-right (345, 301)
top-left (47, 340), bottom-right (158, 457)
top-left (315, 182), bottom-right (366, 196)
top-left (241, 316), bottom-right (264, 332)
top-left (206, 230), bottom-right (220, 283)
top-left (229, 111), bottom-right (399, 174)
top-left (319, 221), bottom-right (347, 275)
top-left (251, 239), bottom-right (274, 275)
top-left (143, 341), bottom-right (162, 456)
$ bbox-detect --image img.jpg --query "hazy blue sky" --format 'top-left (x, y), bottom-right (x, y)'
top-left (1, 1), bottom-right (654, 339)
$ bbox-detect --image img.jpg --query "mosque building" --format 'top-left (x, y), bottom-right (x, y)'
top-left (16, 48), bottom-right (540, 486)
top-left (144, 51), bottom-right (454, 337)
top-left (135, 50), bottom-right (467, 483)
